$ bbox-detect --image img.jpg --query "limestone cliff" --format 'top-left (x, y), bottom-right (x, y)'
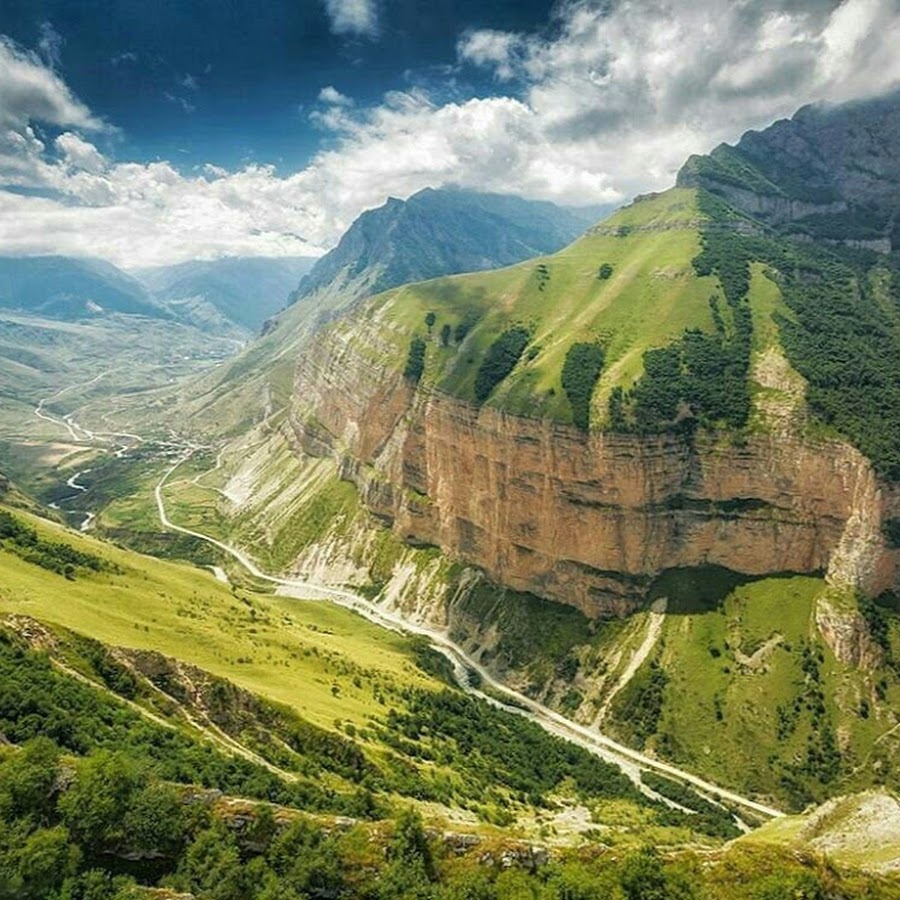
top-left (288, 322), bottom-right (899, 621)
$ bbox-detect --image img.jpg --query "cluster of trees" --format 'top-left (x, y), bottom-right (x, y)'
top-left (0, 509), bottom-right (107, 579)
top-left (610, 218), bottom-right (755, 434)
top-left (562, 343), bottom-right (605, 431)
top-left (774, 245), bottom-right (900, 478)
top-left (380, 687), bottom-right (641, 810)
top-left (640, 773), bottom-right (740, 840)
top-left (1, 738), bottom-right (867, 900)
top-left (613, 659), bottom-right (669, 747)
top-left (404, 336), bottom-right (428, 383)
top-left (474, 325), bottom-right (532, 403)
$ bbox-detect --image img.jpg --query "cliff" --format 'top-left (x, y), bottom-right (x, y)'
top-left (289, 321), bottom-right (898, 619)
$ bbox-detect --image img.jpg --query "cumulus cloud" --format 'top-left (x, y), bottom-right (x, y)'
top-left (323, 0), bottom-right (378, 37)
top-left (459, 0), bottom-right (900, 190)
top-left (2, 1), bottom-right (900, 268)
top-left (318, 85), bottom-right (354, 106)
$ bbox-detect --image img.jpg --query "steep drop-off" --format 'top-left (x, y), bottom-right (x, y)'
top-left (286, 187), bottom-right (899, 624)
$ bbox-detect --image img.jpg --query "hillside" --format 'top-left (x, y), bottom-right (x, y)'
top-left (0, 256), bottom-right (165, 320)
top-left (137, 92), bottom-right (899, 815)
top-left (1, 500), bottom-right (898, 896)
top-left (70, 188), bottom-right (605, 442)
top-left (290, 186), bottom-right (606, 312)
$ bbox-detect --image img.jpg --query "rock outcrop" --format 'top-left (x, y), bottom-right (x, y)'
top-left (289, 326), bottom-right (899, 619)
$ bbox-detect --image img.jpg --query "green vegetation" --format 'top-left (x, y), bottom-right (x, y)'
top-left (609, 574), bottom-right (900, 810)
top-left (348, 188), bottom-right (719, 421)
top-left (0, 628), bottom-right (362, 814)
top-left (641, 773), bottom-right (740, 839)
top-left (561, 343), bottom-right (605, 430)
top-left (404, 336), bottom-right (428, 383)
top-left (3, 736), bottom-right (893, 900)
top-left (598, 263), bottom-right (614, 280)
top-left (0, 508), bottom-right (109, 578)
top-left (614, 659), bottom-right (668, 746)
top-left (474, 326), bottom-right (531, 403)
top-left (381, 688), bottom-right (641, 809)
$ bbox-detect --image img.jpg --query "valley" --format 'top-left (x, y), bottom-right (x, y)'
top-left (2, 82), bottom-right (900, 899)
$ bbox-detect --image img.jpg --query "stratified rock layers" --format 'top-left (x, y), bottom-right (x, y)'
top-left (290, 330), bottom-right (899, 618)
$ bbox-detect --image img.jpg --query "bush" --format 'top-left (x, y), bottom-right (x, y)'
top-left (598, 263), bottom-right (614, 279)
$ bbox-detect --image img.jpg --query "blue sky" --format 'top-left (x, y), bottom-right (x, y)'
top-left (1, 0), bottom-right (899, 267)
top-left (0, 0), bottom-right (554, 171)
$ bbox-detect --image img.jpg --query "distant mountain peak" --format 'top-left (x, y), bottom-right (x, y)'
top-left (289, 187), bottom-right (610, 311)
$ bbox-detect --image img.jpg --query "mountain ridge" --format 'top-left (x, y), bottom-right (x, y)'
top-left (289, 186), bottom-right (609, 310)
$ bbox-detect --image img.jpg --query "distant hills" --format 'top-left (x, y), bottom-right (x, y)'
top-left (134, 256), bottom-right (315, 334)
top-left (0, 186), bottom-right (603, 339)
top-left (290, 186), bottom-right (609, 309)
top-left (0, 256), bottom-right (163, 320)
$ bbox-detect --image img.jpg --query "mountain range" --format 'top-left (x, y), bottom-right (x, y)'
top-left (2, 90), bottom-right (900, 898)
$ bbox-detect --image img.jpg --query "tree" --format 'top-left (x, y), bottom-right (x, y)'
top-left (17, 826), bottom-right (81, 899)
top-left (440, 323), bottom-right (452, 347)
top-left (404, 337), bottom-right (428, 383)
top-left (598, 263), bottom-right (614, 279)
top-left (0, 736), bottom-right (60, 825)
top-left (425, 311), bottom-right (437, 336)
top-left (58, 752), bottom-right (147, 852)
top-left (620, 848), bottom-right (668, 900)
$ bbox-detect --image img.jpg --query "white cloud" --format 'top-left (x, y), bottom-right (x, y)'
top-left (0, 36), bottom-right (103, 133)
top-left (1, 1), bottom-right (900, 269)
top-left (322, 0), bottom-right (378, 38)
top-left (318, 85), bottom-right (354, 106)
top-left (457, 29), bottom-right (523, 81)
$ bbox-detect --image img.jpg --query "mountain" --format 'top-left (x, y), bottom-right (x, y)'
top-left (678, 88), bottom-right (900, 249)
top-left (0, 255), bottom-right (165, 320)
top-left (165, 91), bottom-right (900, 814)
top-left (135, 255), bottom-right (315, 335)
top-left (107, 189), bottom-right (607, 439)
top-left (289, 186), bottom-right (609, 311)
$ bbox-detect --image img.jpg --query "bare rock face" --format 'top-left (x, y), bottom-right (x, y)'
top-left (678, 89), bottom-right (900, 248)
top-left (289, 329), bottom-right (900, 622)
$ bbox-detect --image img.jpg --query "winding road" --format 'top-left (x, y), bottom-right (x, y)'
top-left (153, 453), bottom-right (783, 821)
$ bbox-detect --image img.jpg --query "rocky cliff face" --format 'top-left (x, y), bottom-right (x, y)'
top-left (289, 325), bottom-right (899, 620)
top-left (678, 89), bottom-right (900, 247)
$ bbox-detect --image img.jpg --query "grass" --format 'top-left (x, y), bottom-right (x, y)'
top-left (326, 188), bottom-right (721, 427)
top-left (0, 504), bottom-right (441, 732)
top-left (607, 572), bottom-right (900, 810)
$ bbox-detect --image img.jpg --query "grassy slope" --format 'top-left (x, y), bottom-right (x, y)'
top-left (338, 188), bottom-right (719, 425)
top-left (0, 504), bottom-right (439, 731)
top-left (607, 573), bottom-right (900, 810)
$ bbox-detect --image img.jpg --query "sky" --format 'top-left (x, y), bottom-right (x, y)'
top-left (1, 0), bottom-right (899, 268)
